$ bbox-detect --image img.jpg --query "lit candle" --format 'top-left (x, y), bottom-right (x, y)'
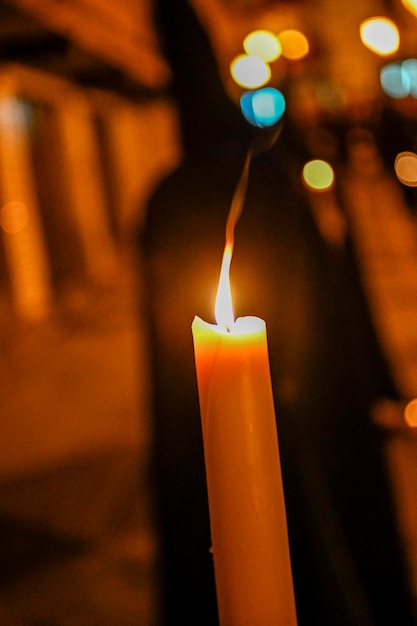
top-left (192, 236), bottom-right (298, 625)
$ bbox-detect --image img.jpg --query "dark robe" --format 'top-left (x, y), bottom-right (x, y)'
top-left (139, 1), bottom-right (416, 624)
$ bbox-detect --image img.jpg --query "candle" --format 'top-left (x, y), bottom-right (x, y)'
top-left (191, 237), bottom-right (297, 625)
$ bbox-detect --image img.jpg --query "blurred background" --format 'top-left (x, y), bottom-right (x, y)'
top-left (0, 0), bottom-right (417, 624)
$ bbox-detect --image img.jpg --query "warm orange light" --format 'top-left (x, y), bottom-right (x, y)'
top-left (302, 160), bottom-right (335, 191)
top-left (230, 54), bottom-right (271, 88)
top-left (215, 243), bottom-right (234, 330)
top-left (278, 29), bottom-right (309, 60)
top-left (360, 17), bottom-right (400, 56)
top-left (243, 30), bottom-right (282, 63)
top-left (404, 399), bottom-right (417, 427)
top-left (401, 0), bottom-right (417, 18)
top-left (395, 151), bottom-right (417, 186)
top-left (0, 201), bottom-right (29, 234)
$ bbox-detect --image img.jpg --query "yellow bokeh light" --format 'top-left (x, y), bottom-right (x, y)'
top-left (401, 0), bottom-right (417, 18)
top-left (404, 398), bottom-right (417, 427)
top-left (278, 29), bottom-right (309, 60)
top-left (243, 30), bottom-right (282, 63)
top-left (0, 201), bottom-right (29, 234)
top-left (360, 17), bottom-right (400, 56)
top-left (395, 151), bottom-right (417, 186)
top-left (230, 54), bottom-right (271, 89)
top-left (302, 160), bottom-right (334, 191)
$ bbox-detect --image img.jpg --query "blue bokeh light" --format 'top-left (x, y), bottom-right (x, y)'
top-left (380, 58), bottom-right (417, 98)
top-left (380, 63), bottom-right (408, 98)
top-left (240, 87), bottom-right (286, 127)
top-left (402, 58), bottom-right (417, 96)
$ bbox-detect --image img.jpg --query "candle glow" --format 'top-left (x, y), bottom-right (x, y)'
top-left (191, 152), bottom-right (297, 625)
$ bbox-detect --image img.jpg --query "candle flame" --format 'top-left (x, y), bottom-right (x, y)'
top-left (215, 243), bottom-right (234, 330)
top-left (214, 152), bottom-right (252, 330)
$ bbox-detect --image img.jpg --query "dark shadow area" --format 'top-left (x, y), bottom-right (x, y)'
top-left (0, 450), bottom-right (157, 625)
top-left (0, 515), bottom-right (87, 588)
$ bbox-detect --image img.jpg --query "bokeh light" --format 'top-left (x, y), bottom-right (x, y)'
top-left (302, 160), bottom-right (334, 191)
top-left (243, 30), bottom-right (282, 63)
top-left (240, 88), bottom-right (285, 127)
top-left (0, 201), bottom-right (29, 234)
top-left (230, 54), bottom-right (271, 88)
top-left (278, 29), bottom-right (309, 60)
top-left (380, 63), bottom-right (409, 97)
top-left (380, 59), bottom-right (417, 98)
top-left (401, 0), bottom-right (417, 18)
top-left (360, 17), bottom-right (400, 56)
top-left (395, 151), bottom-right (417, 186)
top-left (404, 398), bottom-right (417, 427)
top-left (401, 58), bottom-right (417, 96)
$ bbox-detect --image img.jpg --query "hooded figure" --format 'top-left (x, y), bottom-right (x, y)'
top-left (140, 1), bottom-right (416, 624)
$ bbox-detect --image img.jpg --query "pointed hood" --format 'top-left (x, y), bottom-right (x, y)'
top-left (153, 0), bottom-right (251, 157)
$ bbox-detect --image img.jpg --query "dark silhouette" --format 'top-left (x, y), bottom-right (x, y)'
top-left (140, 1), bottom-right (416, 624)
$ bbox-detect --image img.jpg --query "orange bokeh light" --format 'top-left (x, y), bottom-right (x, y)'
top-left (0, 201), bottom-right (29, 234)
top-left (404, 399), bottom-right (417, 427)
top-left (278, 29), bottom-right (309, 60)
top-left (401, 0), bottom-right (417, 18)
